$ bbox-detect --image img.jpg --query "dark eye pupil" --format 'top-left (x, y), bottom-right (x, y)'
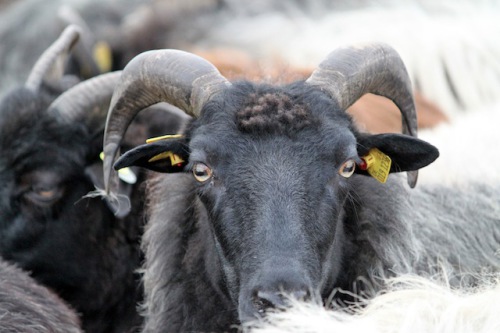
top-left (194, 165), bottom-right (208, 176)
top-left (339, 159), bottom-right (356, 178)
top-left (193, 163), bottom-right (212, 182)
top-left (343, 162), bottom-right (354, 173)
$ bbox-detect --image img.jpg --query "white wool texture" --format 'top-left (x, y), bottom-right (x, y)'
top-left (419, 101), bottom-right (500, 185)
top-left (193, 0), bottom-right (500, 116)
top-left (246, 274), bottom-right (500, 333)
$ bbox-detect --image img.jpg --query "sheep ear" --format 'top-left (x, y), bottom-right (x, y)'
top-left (114, 136), bottom-right (189, 173)
top-left (356, 133), bottom-right (439, 173)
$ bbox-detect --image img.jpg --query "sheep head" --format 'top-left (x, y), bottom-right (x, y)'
top-left (103, 45), bottom-right (439, 324)
top-left (0, 25), bottom-right (139, 333)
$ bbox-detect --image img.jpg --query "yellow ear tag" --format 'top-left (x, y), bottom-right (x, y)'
top-left (93, 41), bottom-right (113, 73)
top-left (360, 148), bottom-right (391, 184)
top-left (148, 151), bottom-right (184, 166)
top-left (145, 135), bottom-right (185, 167)
top-left (146, 134), bottom-right (184, 144)
top-left (99, 152), bottom-right (137, 184)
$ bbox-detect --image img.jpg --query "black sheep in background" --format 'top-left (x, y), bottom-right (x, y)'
top-left (0, 26), bottom-right (186, 333)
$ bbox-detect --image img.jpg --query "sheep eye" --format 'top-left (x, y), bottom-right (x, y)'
top-left (36, 188), bottom-right (58, 199)
top-left (192, 163), bottom-right (213, 183)
top-left (25, 185), bottom-right (63, 206)
top-left (338, 159), bottom-right (356, 178)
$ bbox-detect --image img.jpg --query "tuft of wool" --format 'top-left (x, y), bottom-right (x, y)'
top-left (245, 274), bottom-right (500, 333)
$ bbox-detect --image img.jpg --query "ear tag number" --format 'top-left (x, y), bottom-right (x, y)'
top-left (359, 148), bottom-right (391, 184)
top-left (148, 151), bottom-right (184, 166)
top-left (100, 152), bottom-right (137, 184)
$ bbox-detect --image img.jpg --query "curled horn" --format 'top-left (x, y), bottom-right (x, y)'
top-left (102, 49), bottom-right (231, 212)
top-left (25, 25), bottom-right (81, 92)
top-left (48, 71), bottom-right (122, 128)
top-left (305, 43), bottom-right (419, 187)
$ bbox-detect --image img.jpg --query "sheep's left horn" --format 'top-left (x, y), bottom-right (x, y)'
top-left (47, 71), bottom-right (121, 128)
top-left (25, 25), bottom-right (81, 92)
top-left (102, 49), bottom-right (231, 213)
top-left (306, 43), bottom-right (418, 187)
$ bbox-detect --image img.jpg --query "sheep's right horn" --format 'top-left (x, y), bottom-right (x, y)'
top-left (25, 25), bottom-right (81, 92)
top-left (102, 49), bottom-right (231, 212)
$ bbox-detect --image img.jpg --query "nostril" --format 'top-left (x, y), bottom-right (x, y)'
top-left (253, 291), bottom-right (285, 313)
top-left (252, 289), bottom-right (310, 314)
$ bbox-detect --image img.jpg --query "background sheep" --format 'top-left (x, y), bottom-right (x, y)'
top-left (172, 0), bottom-right (500, 116)
top-left (102, 45), bottom-right (499, 332)
top-left (0, 26), bottom-right (185, 333)
top-left (0, 0), bottom-right (220, 96)
top-left (0, 258), bottom-right (82, 333)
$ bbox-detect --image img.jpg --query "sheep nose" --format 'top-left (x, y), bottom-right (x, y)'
top-left (252, 289), bottom-right (310, 314)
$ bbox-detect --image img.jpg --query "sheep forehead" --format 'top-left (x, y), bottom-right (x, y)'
top-left (235, 91), bottom-right (318, 136)
top-left (0, 90), bottom-right (51, 148)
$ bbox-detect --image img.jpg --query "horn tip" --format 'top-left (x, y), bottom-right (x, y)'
top-left (407, 170), bottom-right (418, 188)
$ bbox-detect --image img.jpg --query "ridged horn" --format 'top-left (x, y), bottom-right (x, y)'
top-left (102, 49), bottom-right (231, 206)
top-left (48, 71), bottom-right (121, 128)
top-left (25, 25), bottom-right (81, 92)
top-left (305, 43), bottom-right (418, 187)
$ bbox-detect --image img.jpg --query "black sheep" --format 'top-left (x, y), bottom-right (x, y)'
top-left (102, 46), bottom-right (500, 332)
top-left (0, 26), bottom-right (186, 332)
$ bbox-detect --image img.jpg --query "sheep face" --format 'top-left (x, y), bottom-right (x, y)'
top-left (115, 82), bottom-right (439, 323)
top-left (194, 88), bottom-right (356, 321)
top-left (0, 87), bottom-right (111, 301)
top-left (0, 87), bottom-right (144, 333)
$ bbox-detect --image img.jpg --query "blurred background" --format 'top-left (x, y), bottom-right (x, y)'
top-left (1, 0), bottom-right (499, 182)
